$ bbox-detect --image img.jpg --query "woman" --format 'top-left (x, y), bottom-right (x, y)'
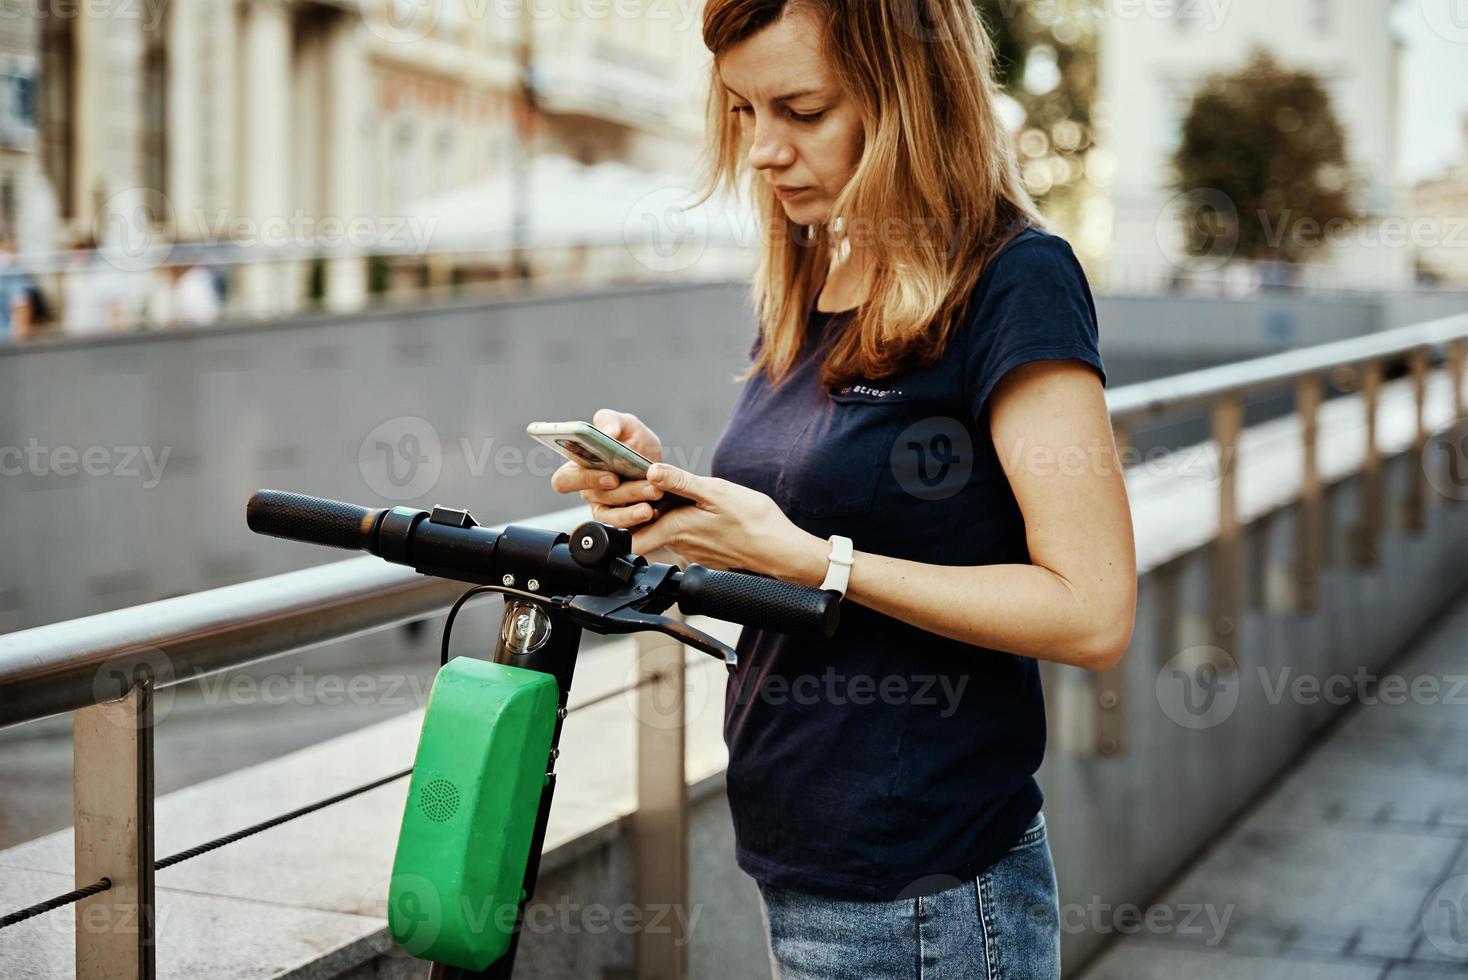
top-left (550, 1), bottom-right (1137, 976)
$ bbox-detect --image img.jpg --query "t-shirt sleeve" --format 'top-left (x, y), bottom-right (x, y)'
top-left (964, 234), bottom-right (1107, 425)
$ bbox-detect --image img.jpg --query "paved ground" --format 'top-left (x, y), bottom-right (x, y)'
top-left (1079, 591), bottom-right (1468, 979)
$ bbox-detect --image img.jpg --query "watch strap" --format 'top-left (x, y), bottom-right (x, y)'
top-left (818, 535), bottom-right (855, 595)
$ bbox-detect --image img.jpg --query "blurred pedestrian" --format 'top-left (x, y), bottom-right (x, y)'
top-left (0, 237), bottom-right (39, 341)
top-left (148, 253), bottom-right (222, 329)
top-left (61, 235), bottom-right (129, 337)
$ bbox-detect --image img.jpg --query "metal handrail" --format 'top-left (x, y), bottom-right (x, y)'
top-left (1105, 312), bottom-right (1468, 423)
top-left (4, 315), bottom-right (1467, 732)
top-left (0, 504), bottom-right (591, 730)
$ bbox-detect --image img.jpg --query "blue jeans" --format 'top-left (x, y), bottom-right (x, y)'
top-left (754, 813), bottom-right (1060, 979)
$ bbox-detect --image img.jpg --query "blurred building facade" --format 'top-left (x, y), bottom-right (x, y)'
top-left (1411, 117), bottom-right (1468, 286)
top-left (1097, 0), bottom-right (1410, 293)
top-left (5, 0), bottom-right (709, 321)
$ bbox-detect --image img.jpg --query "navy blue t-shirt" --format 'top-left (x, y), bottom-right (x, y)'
top-left (707, 227), bottom-right (1107, 902)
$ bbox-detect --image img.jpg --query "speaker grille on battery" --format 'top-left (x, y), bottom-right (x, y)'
top-left (418, 778), bottom-right (461, 823)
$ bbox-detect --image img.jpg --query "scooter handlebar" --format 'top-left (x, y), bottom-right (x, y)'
top-left (246, 490), bottom-right (385, 553)
top-left (678, 565), bottom-right (840, 639)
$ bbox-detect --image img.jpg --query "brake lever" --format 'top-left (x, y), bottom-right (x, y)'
top-left (563, 593), bottom-right (738, 669)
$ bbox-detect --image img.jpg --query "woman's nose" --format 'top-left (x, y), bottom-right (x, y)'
top-left (747, 122), bottom-right (795, 172)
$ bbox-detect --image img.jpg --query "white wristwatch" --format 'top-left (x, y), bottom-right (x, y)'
top-left (818, 535), bottom-right (855, 596)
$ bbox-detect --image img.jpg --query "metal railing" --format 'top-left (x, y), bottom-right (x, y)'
top-left (1, 312), bottom-right (1467, 978)
top-left (1095, 312), bottom-right (1468, 756)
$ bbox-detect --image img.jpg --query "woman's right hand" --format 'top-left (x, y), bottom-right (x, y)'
top-left (549, 408), bottom-right (666, 528)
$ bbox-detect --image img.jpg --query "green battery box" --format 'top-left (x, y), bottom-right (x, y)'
top-left (388, 657), bottom-right (559, 970)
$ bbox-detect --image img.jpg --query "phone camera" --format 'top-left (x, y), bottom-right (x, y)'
top-left (557, 439), bottom-right (603, 465)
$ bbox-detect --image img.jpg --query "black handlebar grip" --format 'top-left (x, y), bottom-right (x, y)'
top-left (246, 490), bottom-right (382, 552)
top-left (678, 566), bottom-right (841, 638)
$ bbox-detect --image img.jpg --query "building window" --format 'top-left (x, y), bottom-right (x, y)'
top-left (0, 53), bottom-right (37, 152)
top-left (433, 129), bottom-right (454, 195)
top-left (1, 174), bottom-right (14, 241)
top-left (392, 122), bottom-right (417, 211)
top-left (142, 13), bottom-right (169, 223)
top-left (39, 14), bottom-right (74, 220)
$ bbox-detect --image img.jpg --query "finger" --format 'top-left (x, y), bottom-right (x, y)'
top-left (631, 504), bottom-right (693, 558)
top-left (581, 479), bottom-right (662, 507)
top-left (552, 461), bottom-right (620, 494)
top-left (590, 501), bottom-right (657, 529)
top-left (646, 463), bottom-right (717, 505)
top-left (630, 520), bottom-right (668, 557)
top-left (593, 407), bottom-right (662, 461)
top-left (592, 408), bottom-right (631, 441)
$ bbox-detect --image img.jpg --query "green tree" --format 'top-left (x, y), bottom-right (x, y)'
top-left (1172, 50), bottom-right (1355, 266)
top-left (976, 1), bottom-right (1098, 244)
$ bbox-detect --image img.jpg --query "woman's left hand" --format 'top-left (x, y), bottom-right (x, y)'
top-left (631, 463), bottom-right (823, 583)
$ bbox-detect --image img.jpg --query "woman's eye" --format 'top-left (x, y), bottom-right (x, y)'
top-left (728, 105), bottom-right (824, 124)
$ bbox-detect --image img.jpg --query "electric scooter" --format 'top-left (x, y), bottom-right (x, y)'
top-left (246, 490), bottom-right (841, 978)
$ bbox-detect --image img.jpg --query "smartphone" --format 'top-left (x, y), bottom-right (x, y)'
top-left (526, 421), bottom-right (694, 516)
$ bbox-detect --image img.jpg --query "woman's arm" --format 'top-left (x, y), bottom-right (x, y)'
top-left (771, 358), bottom-right (1136, 672)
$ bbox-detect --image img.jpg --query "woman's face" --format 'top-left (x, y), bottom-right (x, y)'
top-left (718, 7), bottom-right (864, 226)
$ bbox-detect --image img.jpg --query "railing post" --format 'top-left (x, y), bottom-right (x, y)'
top-left (73, 684), bottom-right (155, 980)
top-left (1295, 375), bottom-right (1323, 612)
top-left (632, 614), bottom-right (688, 980)
top-left (1092, 661), bottom-right (1126, 757)
top-left (1211, 397), bottom-right (1242, 662)
top-left (1357, 359), bottom-right (1383, 565)
top-left (1449, 339), bottom-right (1467, 508)
top-left (1408, 347), bottom-right (1430, 531)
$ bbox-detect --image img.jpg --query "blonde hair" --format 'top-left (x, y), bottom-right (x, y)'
top-left (694, 0), bottom-right (1039, 389)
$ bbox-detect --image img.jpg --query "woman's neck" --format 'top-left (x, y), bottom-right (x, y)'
top-left (815, 248), bottom-right (872, 314)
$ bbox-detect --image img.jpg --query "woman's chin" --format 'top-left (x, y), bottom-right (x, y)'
top-left (779, 197), bottom-right (827, 224)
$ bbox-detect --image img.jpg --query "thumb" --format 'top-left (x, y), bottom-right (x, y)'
top-left (647, 463), bottom-right (714, 502)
